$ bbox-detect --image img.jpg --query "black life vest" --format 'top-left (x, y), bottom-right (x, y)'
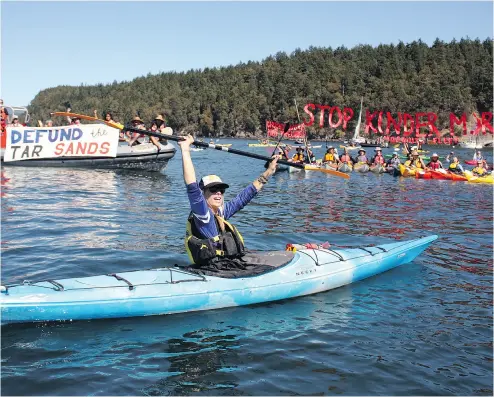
top-left (185, 212), bottom-right (245, 266)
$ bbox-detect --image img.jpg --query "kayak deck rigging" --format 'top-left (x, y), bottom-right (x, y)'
top-left (3, 267), bottom-right (208, 294)
top-left (3, 241), bottom-right (409, 295)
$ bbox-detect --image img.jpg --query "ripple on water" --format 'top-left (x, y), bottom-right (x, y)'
top-left (1, 143), bottom-right (493, 396)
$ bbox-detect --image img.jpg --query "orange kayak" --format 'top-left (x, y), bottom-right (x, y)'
top-left (415, 170), bottom-right (432, 179)
top-left (430, 169), bottom-right (467, 181)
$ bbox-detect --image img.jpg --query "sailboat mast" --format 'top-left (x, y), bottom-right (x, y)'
top-left (353, 97), bottom-right (363, 142)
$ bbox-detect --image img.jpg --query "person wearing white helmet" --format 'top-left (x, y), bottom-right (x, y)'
top-left (426, 153), bottom-right (443, 170)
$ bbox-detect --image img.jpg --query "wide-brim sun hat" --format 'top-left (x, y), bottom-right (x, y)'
top-left (131, 116), bottom-right (144, 123)
top-left (199, 175), bottom-right (230, 190)
top-left (358, 149), bottom-right (366, 153)
top-left (432, 153), bottom-right (439, 157)
top-left (374, 147), bottom-right (382, 151)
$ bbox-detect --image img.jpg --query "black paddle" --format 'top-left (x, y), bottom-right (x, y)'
top-left (50, 111), bottom-right (349, 178)
top-left (123, 125), bottom-right (348, 177)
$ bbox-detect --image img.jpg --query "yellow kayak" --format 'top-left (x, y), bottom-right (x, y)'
top-left (398, 164), bottom-right (417, 177)
top-left (464, 170), bottom-right (494, 184)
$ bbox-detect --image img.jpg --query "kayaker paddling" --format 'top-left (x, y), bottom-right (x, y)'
top-left (448, 157), bottom-right (465, 174)
top-left (178, 134), bottom-right (280, 269)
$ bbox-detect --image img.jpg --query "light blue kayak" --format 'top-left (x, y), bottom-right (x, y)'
top-left (0, 235), bottom-right (437, 324)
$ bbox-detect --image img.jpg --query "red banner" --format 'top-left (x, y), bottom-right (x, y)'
top-left (266, 121), bottom-right (306, 139)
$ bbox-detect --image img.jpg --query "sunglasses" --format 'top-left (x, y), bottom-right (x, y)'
top-left (208, 187), bottom-right (225, 194)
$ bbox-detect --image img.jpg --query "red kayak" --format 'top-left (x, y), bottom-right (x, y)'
top-left (430, 169), bottom-right (467, 181)
top-left (464, 160), bottom-right (492, 170)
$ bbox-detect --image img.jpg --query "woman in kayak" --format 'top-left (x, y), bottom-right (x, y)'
top-left (354, 149), bottom-right (368, 164)
top-left (322, 146), bottom-right (339, 169)
top-left (370, 147), bottom-right (385, 166)
top-left (473, 150), bottom-right (488, 168)
top-left (386, 153), bottom-right (401, 168)
top-left (178, 134), bottom-right (279, 268)
top-left (448, 157), bottom-right (465, 174)
top-left (292, 147), bottom-right (304, 163)
top-left (472, 160), bottom-right (488, 176)
top-left (339, 148), bottom-right (353, 166)
top-left (426, 153), bottom-right (443, 170)
top-left (404, 151), bottom-right (425, 169)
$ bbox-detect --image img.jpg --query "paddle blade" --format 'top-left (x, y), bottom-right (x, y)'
top-left (304, 165), bottom-right (350, 179)
top-left (284, 122), bottom-right (291, 133)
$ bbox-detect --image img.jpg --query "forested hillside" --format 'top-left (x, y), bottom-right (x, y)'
top-left (28, 38), bottom-right (493, 139)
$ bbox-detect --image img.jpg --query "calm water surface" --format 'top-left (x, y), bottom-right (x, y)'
top-left (1, 141), bottom-right (493, 395)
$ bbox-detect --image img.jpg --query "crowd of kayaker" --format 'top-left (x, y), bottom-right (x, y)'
top-left (276, 142), bottom-right (491, 177)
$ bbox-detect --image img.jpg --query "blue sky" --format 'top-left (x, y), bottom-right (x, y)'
top-left (1, 1), bottom-right (492, 106)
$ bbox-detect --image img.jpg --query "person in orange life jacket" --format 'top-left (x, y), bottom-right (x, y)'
top-left (127, 116), bottom-right (147, 146)
top-left (448, 157), bottom-right (464, 174)
top-left (322, 146), bottom-right (339, 168)
top-left (292, 147), bottom-right (304, 163)
top-left (354, 149), bottom-right (368, 164)
top-left (426, 153), bottom-right (443, 170)
top-left (178, 134), bottom-right (280, 267)
top-left (339, 148), bottom-right (353, 165)
top-left (371, 147), bottom-right (385, 166)
top-left (472, 160), bottom-right (488, 176)
top-left (404, 151), bottom-right (425, 169)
